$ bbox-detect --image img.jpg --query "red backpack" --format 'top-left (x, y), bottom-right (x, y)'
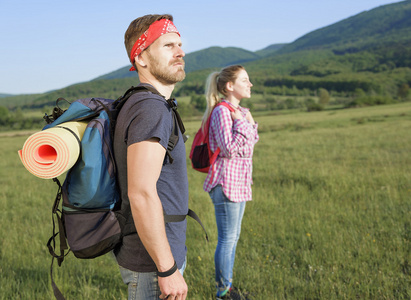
top-left (190, 102), bottom-right (235, 173)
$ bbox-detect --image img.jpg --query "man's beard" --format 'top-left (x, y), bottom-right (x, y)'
top-left (147, 51), bottom-right (186, 85)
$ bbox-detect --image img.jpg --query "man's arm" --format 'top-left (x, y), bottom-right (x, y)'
top-left (127, 138), bottom-right (187, 299)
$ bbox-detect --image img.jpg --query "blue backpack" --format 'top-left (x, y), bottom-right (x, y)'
top-left (44, 86), bottom-right (207, 300)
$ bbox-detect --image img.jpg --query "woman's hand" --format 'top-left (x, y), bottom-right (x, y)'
top-left (245, 111), bottom-right (255, 125)
top-left (230, 108), bottom-right (255, 125)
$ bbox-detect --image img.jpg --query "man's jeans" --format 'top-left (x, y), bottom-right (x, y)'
top-left (119, 258), bottom-right (186, 300)
top-left (209, 185), bottom-right (246, 295)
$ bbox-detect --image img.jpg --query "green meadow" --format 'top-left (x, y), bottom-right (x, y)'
top-left (1, 102), bottom-right (410, 299)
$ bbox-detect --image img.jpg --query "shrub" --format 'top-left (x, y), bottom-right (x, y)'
top-left (318, 88), bottom-right (330, 105)
top-left (190, 94), bottom-right (206, 111)
top-left (307, 103), bottom-right (324, 112)
top-left (345, 95), bottom-right (394, 108)
top-left (285, 98), bottom-right (297, 109)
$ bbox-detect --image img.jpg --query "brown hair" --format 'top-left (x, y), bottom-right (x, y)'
top-left (201, 65), bottom-right (245, 132)
top-left (124, 14), bottom-right (173, 64)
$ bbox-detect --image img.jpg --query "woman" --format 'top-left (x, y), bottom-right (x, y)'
top-left (202, 65), bottom-right (259, 299)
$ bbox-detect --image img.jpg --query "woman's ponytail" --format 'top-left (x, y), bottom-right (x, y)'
top-left (201, 71), bottom-right (221, 133)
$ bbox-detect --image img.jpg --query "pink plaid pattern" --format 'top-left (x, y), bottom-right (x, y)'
top-left (203, 100), bottom-right (259, 202)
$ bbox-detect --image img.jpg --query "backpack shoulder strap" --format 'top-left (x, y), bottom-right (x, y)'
top-left (206, 101), bottom-right (235, 135)
top-left (205, 101), bottom-right (236, 181)
top-left (164, 209), bottom-right (208, 242)
top-left (216, 101), bottom-right (236, 112)
top-left (114, 85), bottom-right (186, 163)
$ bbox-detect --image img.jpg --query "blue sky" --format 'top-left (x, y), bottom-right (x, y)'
top-left (0, 0), bottom-right (402, 95)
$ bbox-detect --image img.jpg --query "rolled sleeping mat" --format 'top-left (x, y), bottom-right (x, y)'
top-left (18, 121), bottom-right (88, 179)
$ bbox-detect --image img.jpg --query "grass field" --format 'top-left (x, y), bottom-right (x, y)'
top-left (1, 102), bottom-right (410, 299)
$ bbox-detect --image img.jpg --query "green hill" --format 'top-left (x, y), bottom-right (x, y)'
top-left (1, 0), bottom-right (410, 110)
top-left (240, 1), bottom-right (411, 96)
top-left (278, 0), bottom-right (411, 54)
top-left (255, 43), bottom-right (287, 57)
top-left (0, 94), bottom-right (13, 98)
top-left (95, 46), bottom-right (263, 81)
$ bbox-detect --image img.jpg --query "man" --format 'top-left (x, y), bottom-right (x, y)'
top-left (113, 14), bottom-right (188, 299)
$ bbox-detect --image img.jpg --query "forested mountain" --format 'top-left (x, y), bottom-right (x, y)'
top-left (1, 0), bottom-right (410, 109)
top-left (237, 0), bottom-right (411, 97)
top-left (97, 0), bottom-right (411, 87)
top-left (255, 44), bottom-right (287, 57)
top-left (278, 0), bottom-right (411, 54)
top-left (94, 46), bottom-right (267, 81)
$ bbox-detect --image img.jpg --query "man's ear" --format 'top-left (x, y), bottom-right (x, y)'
top-left (135, 53), bottom-right (147, 68)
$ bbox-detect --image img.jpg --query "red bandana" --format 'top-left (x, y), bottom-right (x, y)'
top-left (129, 19), bottom-right (180, 71)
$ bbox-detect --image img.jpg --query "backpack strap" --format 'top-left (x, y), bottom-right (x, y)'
top-left (208, 101), bottom-right (236, 181)
top-left (122, 207), bottom-right (209, 242)
top-left (165, 98), bottom-right (187, 163)
top-left (114, 85), bottom-right (186, 164)
top-left (43, 98), bottom-right (71, 124)
top-left (164, 209), bottom-right (209, 242)
top-left (166, 98), bottom-right (186, 136)
top-left (47, 177), bottom-right (69, 300)
top-left (47, 178), bottom-right (69, 265)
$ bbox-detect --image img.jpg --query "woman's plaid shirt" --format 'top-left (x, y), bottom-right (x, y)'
top-left (203, 100), bottom-right (259, 202)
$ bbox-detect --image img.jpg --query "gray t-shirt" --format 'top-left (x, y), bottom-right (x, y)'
top-left (113, 84), bottom-right (188, 271)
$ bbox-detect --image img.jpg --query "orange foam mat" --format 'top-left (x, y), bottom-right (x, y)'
top-left (18, 121), bottom-right (88, 179)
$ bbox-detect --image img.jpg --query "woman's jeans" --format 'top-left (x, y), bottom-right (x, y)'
top-left (119, 258), bottom-right (186, 300)
top-left (209, 185), bottom-right (246, 294)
